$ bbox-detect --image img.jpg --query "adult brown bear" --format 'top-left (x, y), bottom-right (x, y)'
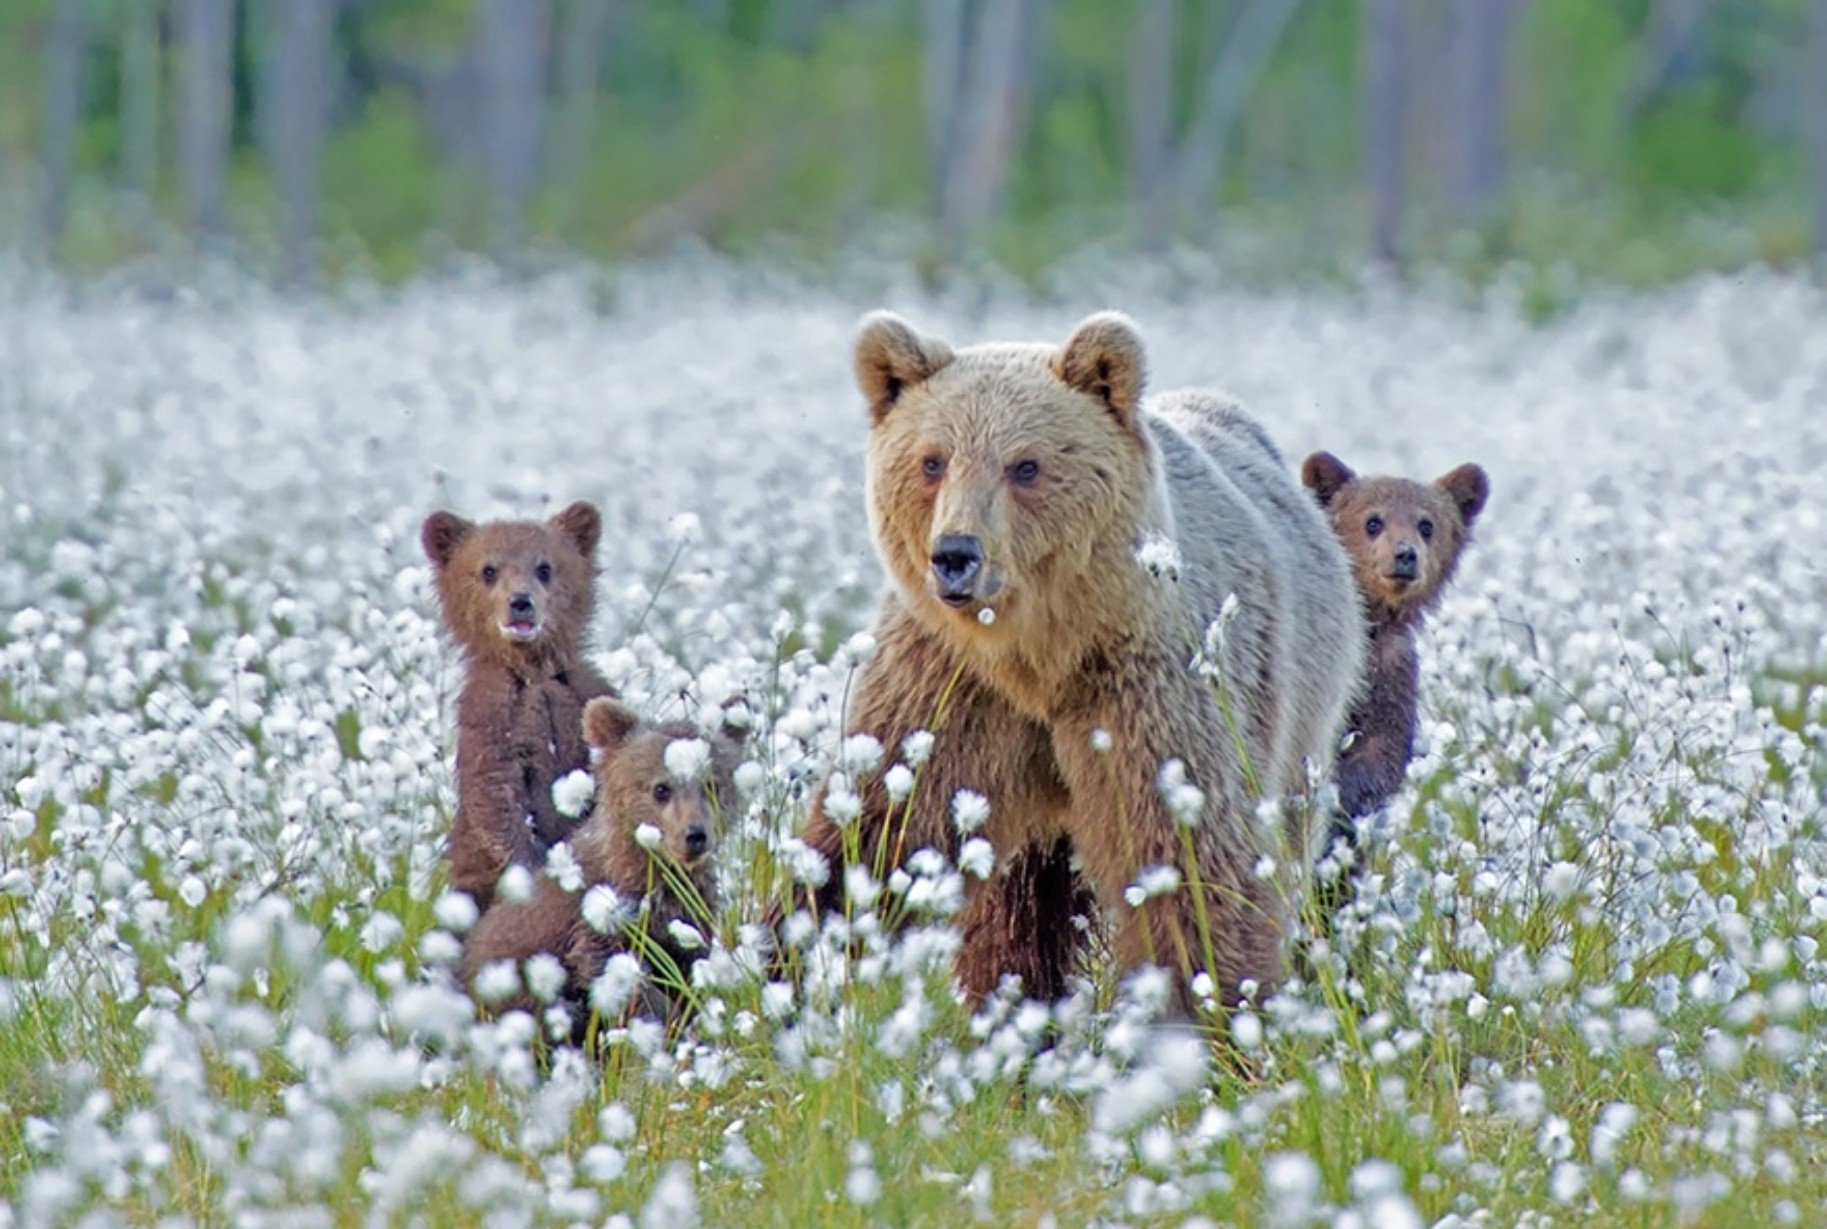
top-left (792, 312), bottom-right (1365, 1015)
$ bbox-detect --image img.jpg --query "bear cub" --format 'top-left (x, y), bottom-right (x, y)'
top-left (422, 501), bottom-right (615, 913)
top-left (1302, 453), bottom-right (1489, 855)
top-left (458, 696), bottom-right (746, 1036)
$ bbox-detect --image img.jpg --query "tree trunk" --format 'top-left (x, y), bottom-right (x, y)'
top-left (1170, 0), bottom-right (1305, 232)
top-left (41, 0), bottom-right (88, 250)
top-left (177, 0), bottom-right (234, 244)
top-left (262, 0), bottom-right (331, 284)
top-left (923, 0), bottom-right (970, 200)
top-left (551, 0), bottom-right (616, 210)
top-left (1810, 0), bottom-right (1827, 265)
top-left (120, 0), bottom-right (162, 227)
top-left (1448, 0), bottom-right (1514, 223)
top-left (477, 0), bottom-right (552, 256)
top-left (1362, 0), bottom-right (1408, 269)
top-left (1126, 0), bottom-right (1176, 249)
top-left (933, 0), bottom-right (1046, 257)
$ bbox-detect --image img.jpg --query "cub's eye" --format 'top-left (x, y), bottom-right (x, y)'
top-left (652, 783), bottom-right (672, 804)
top-left (921, 456), bottom-right (945, 481)
top-left (535, 561), bottom-right (554, 585)
top-left (1365, 516), bottom-right (1384, 539)
top-left (1417, 519), bottom-right (1434, 542)
top-left (1009, 459), bottom-right (1041, 486)
top-left (481, 565), bottom-right (499, 585)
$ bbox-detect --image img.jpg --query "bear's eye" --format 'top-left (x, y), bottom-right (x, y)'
top-left (481, 564), bottom-right (499, 585)
top-left (921, 456), bottom-right (945, 482)
top-left (1417, 518), bottom-right (1434, 542)
top-left (1365, 516), bottom-right (1384, 539)
top-left (652, 782), bottom-right (672, 804)
top-left (535, 561), bottom-right (554, 585)
top-left (1008, 458), bottom-right (1041, 487)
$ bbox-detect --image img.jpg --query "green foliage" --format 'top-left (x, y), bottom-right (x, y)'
top-left (0, 0), bottom-right (1819, 282)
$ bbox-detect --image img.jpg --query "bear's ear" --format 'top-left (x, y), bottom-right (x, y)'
top-left (1056, 312), bottom-right (1147, 429)
top-left (549, 500), bottom-right (602, 560)
top-left (583, 697), bottom-right (641, 752)
top-left (1434, 463), bottom-right (1489, 529)
top-left (1300, 452), bottom-right (1357, 508)
top-left (421, 511), bottom-right (474, 569)
top-left (855, 311), bottom-right (954, 421)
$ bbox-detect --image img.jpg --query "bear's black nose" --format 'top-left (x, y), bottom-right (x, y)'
top-left (684, 825), bottom-right (709, 857)
top-left (930, 535), bottom-right (983, 601)
top-left (508, 592), bottom-right (535, 618)
top-left (1392, 544), bottom-right (1419, 580)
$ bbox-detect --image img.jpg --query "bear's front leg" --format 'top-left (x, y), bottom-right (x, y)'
top-left (1050, 654), bottom-right (1294, 1016)
top-left (791, 602), bottom-right (1067, 970)
top-left (953, 835), bottom-right (1096, 1006)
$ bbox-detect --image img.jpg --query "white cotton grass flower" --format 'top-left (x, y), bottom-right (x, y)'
top-left (952, 789), bottom-right (990, 835)
top-left (1124, 865), bottom-right (1181, 907)
top-left (433, 891), bottom-right (480, 934)
top-left (634, 824), bottom-right (664, 852)
top-left (1134, 533), bottom-right (1182, 581)
top-left (840, 733), bottom-right (883, 775)
top-left (641, 1163), bottom-right (698, 1229)
top-left (959, 837), bottom-right (994, 879)
top-left (473, 960), bottom-right (521, 1006)
top-left (663, 737), bottom-right (711, 782)
top-left (901, 730), bottom-right (935, 767)
top-left (581, 885), bottom-right (629, 935)
top-left (498, 863), bottom-right (536, 905)
top-left (552, 769), bottom-right (594, 819)
top-left (590, 953), bottom-right (644, 1018)
top-left (883, 764), bottom-right (915, 802)
top-left (545, 842), bottom-right (585, 892)
top-left (1090, 728), bottom-right (1114, 753)
top-left (664, 512), bottom-right (702, 545)
top-left (1156, 759), bottom-right (1205, 827)
top-left (524, 953), bottom-right (567, 1004)
top-left (667, 919), bottom-right (706, 951)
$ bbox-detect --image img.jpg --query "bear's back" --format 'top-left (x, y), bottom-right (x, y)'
top-left (1146, 390), bottom-right (1366, 801)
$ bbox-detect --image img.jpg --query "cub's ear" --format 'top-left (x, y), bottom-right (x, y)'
top-left (583, 697), bottom-right (641, 753)
top-left (421, 511), bottom-right (474, 569)
top-left (1056, 312), bottom-right (1146, 430)
top-left (1434, 463), bottom-right (1490, 529)
top-left (549, 500), bottom-right (602, 560)
top-left (1300, 452), bottom-right (1357, 508)
top-left (855, 311), bottom-right (954, 421)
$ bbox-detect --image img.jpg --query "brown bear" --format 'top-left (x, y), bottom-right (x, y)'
top-left (457, 696), bottom-right (746, 1034)
top-left (1300, 453), bottom-right (1488, 846)
top-left (790, 311), bottom-right (1365, 1015)
top-left (422, 502), bottom-right (614, 913)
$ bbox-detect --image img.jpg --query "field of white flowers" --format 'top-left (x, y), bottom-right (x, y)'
top-left (1, 254), bottom-right (1824, 1227)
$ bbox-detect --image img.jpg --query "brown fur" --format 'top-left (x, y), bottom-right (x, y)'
top-left (1300, 453), bottom-right (1488, 832)
top-left (423, 502), bottom-right (614, 912)
top-left (457, 697), bottom-right (746, 1034)
top-left (797, 313), bottom-right (1364, 1016)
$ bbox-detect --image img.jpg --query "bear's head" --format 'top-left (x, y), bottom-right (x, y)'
top-left (1301, 453), bottom-right (1488, 626)
top-left (421, 502), bottom-right (601, 669)
top-left (574, 697), bottom-right (747, 886)
top-left (855, 310), bottom-right (1154, 647)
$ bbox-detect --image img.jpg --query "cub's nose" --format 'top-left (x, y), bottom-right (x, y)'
top-left (684, 824), bottom-right (709, 857)
top-left (930, 535), bottom-right (984, 603)
top-left (1392, 544), bottom-right (1419, 580)
top-left (508, 592), bottom-right (536, 618)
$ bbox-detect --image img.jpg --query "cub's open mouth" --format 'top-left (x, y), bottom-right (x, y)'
top-left (940, 593), bottom-right (975, 610)
top-left (500, 619), bottom-right (543, 642)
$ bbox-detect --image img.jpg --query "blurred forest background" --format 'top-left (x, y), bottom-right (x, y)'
top-left (3, 0), bottom-right (1827, 286)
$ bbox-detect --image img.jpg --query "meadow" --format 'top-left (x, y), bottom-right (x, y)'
top-left (2, 255), bottom-right (1825, 1226)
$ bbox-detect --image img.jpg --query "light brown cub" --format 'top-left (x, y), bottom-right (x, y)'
top-left (458, 697), bottom-right (746, 1036)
